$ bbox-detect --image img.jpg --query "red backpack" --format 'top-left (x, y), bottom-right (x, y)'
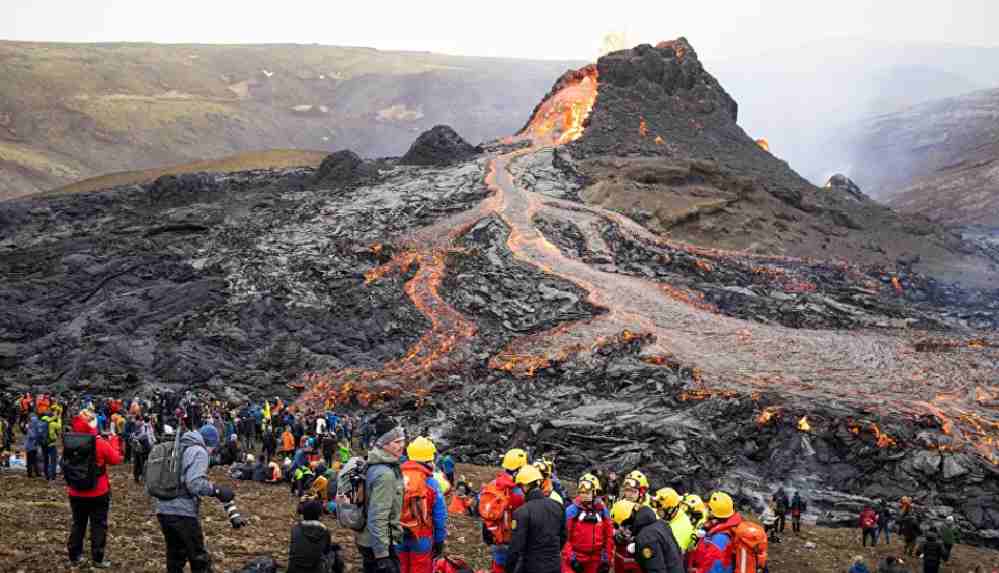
top-left (478, 481), bottom-right (513, 544)
top-left (400, 467), bottom-right (433, 534)
top-left (732, 520), bottom-right (768, 573)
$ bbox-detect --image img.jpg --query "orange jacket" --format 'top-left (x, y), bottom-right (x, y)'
top-left (281, 431), bottom-right (295, 452)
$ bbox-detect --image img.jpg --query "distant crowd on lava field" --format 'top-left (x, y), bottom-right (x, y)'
top-left (0, 391), bottom-right (989, 573)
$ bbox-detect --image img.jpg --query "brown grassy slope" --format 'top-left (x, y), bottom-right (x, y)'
top-left (2, 463), bottom-right (998, 572)
top-left (0, 41), bottom-right (580, 199)
top-left (44, 149), bottom-right (329, 196)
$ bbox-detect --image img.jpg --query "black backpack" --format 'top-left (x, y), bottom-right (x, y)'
top-left (62, 432), bottom-right (103, 490)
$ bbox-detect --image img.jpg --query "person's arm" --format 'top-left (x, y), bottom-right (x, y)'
top-left (429, 478), bottom-right (448, 545)
top-left (602, 509), bottom-right (615, 562)
top-left (505, 508), bottom-right (527, 573)
top-left (97, 436), bottom-right (123, 466)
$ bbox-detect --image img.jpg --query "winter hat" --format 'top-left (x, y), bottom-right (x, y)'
top-left (199, 424), bottom-right (220, 448)
top-left (372, 415), bottom-right (403, 448)
top-left (946, 515), bottom-right (955, 522)
top-left (301, 499), bottom-right (323, 521)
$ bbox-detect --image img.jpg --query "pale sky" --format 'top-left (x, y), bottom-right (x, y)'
top-left (4, 0), bottom-right (997, 61)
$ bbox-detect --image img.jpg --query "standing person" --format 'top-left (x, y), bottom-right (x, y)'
top-left (355, 416), bottom-right (405, 573)
top-left (40, 407), bottom-right (62, 481)
top-left (562, 476), bottom-right (613, 573)
top-left (65, 412), bottom-right (123, 567)
top-left (761, 500), bottom-right (779, 542)
top-left (876, 500), bottom-right (893, 545)
top-left (790, 491), bottom-right (806, 534)
top-left (917, 532), bottom-right (945, 573)
top-left (154, 426), bottom-right (247, 573)
top-left (24, 413), bottom-right (43, 478)
top-left (505, 464), bottom-right (567, 573)
top-left (686, 493), bottom-right (747, 573)
top-left (611, 500), bottom-right (684, 573)
top-left (652, 488), bottom-right (695, 554)
top-left (481, 449), bottom-right (528, 573)
top-left (899, 512), bottom-right (922, 557)
top-left (396, 437), bottom-right (447, 573)
top-left (321, 433), bottom-right (336, 469)
top-left (262, 426), bottom-right (277, 462)
top-left (774, 488), bottom-right (789, 534)
top-left (131, 416), bottom-right (155, 483)
top-left (440, 453), bottom-right (456, 489)
top-left (939, 516), bottom-right (959, 561)
top-left (859, 505), bottom-right (879, 547)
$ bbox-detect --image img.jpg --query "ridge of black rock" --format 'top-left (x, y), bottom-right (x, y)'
top-left (400, 125), bottom-right (482, 167)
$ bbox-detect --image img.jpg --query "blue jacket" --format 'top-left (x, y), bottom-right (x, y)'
top-left (24, 415), bottom-right (43, 450)
top-left (426, 474), bottom-right (448, 544)
top-left (292, 448), bottom-right (308, 472)
top-left (440, 455), bottom-right (455, 475)
top-left (849, 563), bottom-right (871, 573)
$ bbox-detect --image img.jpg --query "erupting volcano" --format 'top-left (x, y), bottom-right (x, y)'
top-left (4, 38), bottom-right (999, 544)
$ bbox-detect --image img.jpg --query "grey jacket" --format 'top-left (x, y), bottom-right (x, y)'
top-left (155, 431), bottom-right (217, 518)
top-left (355, 447), bottom-right (403, 558)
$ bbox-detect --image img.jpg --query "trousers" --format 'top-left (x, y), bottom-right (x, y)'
top-left (397, 533), bottom-right (433, 573)
top-left (68, 493), bottom-right (111, 562)
top-left (158, 514), bottom-right (212, 573)
top-left (358, 545), bottom-right (400, 573)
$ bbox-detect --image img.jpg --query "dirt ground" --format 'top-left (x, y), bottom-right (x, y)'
top-left (1, 462), bottom-right (997, 573)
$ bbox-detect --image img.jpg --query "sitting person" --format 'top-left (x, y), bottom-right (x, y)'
top-left (287, 500), bottom-right (342, 573)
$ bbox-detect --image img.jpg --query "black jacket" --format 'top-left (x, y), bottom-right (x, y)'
top-left (506, 487), bottom-right (567, 573)
top-left (287, 520), bottom-right (333, 573)
top-left (918, 538), bottom-right (944, 565)
top-left (631, 506), bottom-right (685, 573)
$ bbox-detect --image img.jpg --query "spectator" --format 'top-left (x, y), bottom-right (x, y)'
top-left (876, 556), bottom-right (908, 573)
top-left (287, 499), bottom-right (342, 573)
top-left (355, 416), bottom-right (405, 573)
top-left (774, 488), bottom-right (789, 533)
top-left (859, 505), bottom-right (878, 547)
top-left (876, 500), bottom-right (893, 545)
top-left (790, 491), bottom-right (806, 534)
top-left (849, 555), bottom-right (872, 573)
top-left (917, 532), bottom-right (945, 573)
top-left (939, 516), bottom-right (960, 561)
top-left (899, 513), bottom-right (922, 556)
top-left (65, 412), bottom-right (123, 567)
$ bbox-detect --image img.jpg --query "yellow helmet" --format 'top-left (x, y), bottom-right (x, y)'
top-left (515, 464), bottom-right (544, 487)
top-left (610, 500), bottom-right (638, 526)
top-left (654, 487), bottom-right (681, 510)
top-left (684, 494), bottom-right (706, 514)
top-left (578, 474), bottom-right (601, 493)
top-left (708, 491), bottom-right (735, 519)
top-left (407, 436), bottom-right (437, 463)
top-left (627, 470), bottom-right (649, 490)
top-left (502, 448), bottom-right (529, 471)
top-left (622, 477), bottom-right (641, 491)
top-left (532, 460), bottom-right (552, 478)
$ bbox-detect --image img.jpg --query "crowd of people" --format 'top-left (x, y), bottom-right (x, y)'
top-left (0, 391), bottom-right (989, 573)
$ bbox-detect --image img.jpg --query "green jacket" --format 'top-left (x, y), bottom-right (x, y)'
top-left (356, 447), bottom-right (403, 558)
top-left (940, 524), bottom-right (959, 545)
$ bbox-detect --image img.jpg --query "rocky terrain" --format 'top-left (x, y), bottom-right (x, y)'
top-left (0, 41), bottom-right (579, 199)
top-left (2, 39), bottom-right (999, 547)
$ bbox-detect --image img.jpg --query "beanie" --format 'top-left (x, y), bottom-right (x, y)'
top-left (372, 415), bottom-right (403, 448)
top-left (301, 499), bottom-right (323, 521)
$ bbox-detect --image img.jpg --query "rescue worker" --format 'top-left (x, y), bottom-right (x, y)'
top-left (482, 448), bottom-right (528, 573)
top-left (506, 464), bottom-right (566, 573)
top-left (619, 476), bottom-right (643, 504)
top-left (611, 500), bottom-right (685, 573)
top-left (625, 471), bottom-right (652, 507)
top-left (396, 436), bottom-right (447, 573)
top-left (683, 494), bottom-right (708, 531)
top-left (562, 476), bottom-right (613, 573)
top-left (534, 458), bottom-right (566, 505)
top-left (653, 488), bottom-right (695, 553)
top-left (686, 492), bottom-right (744, 573)
top-left (610, 500), bottom-right (642, 573)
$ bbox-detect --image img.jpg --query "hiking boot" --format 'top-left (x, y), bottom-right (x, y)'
top-left (69, 557), bottom-right (84, 568)
top-left (93, 560), bottom-right (112, 569)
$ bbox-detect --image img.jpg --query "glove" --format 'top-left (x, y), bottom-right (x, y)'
top-left (374, 557), bottom-right (399, 573)
top-left (224, 501), bottom-right (247, 529)
top-left (597, 562), bottom-right (610, 573)
top-left (214, 485), bottom-right (235, 503)
top-left (571, 558), bottom-right (584, 573)
top-left (432, 542), bottom-right (444, 558)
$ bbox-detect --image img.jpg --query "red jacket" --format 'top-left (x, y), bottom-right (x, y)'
top-left (859, 508), bottom-right (878, 529)
top-left (687, 513), bottom-right (743, 573)
top-left (66, 416), bottom-right (122, 498)
top-left (563, 498), bottom-right (614, 566)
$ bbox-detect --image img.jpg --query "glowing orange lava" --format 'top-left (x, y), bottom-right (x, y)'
top-left (522, 66), bottom-right (598, 146)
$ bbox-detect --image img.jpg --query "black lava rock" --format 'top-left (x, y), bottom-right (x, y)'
top-left (313, 150), bottom-right (375, 186)
top-left (400, 125), bottom-right (481, 167)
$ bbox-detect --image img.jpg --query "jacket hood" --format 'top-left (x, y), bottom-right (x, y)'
top-left (495, 471), bottom-right (516, 489)
top-left (366, 447), bottom-right (401, 466)
top-left (708, 512), bottom-right (743, 535)
top-left (71, 416), bottom-right (97, 435)
top-left (631, 505), bottom-right (659, 533)
top-left (299, 520), bottom-right (328, 542)
top-left (181, 430), bottom-right (207, 448)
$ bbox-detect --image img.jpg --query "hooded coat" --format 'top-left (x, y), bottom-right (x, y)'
top-left (154, 431), bottom-right (217, 518)
top-left (632, 506), bottom-right (685, 573)
top-left (66, 416), bottom-right (122, 498)
top-left (356, 447), bottom-right (403, 559)
top-left (287, 520), bottom-right (333, 573)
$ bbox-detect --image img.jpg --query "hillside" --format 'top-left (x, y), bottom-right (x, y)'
top-left (0, 41), bottom-right (580, 199)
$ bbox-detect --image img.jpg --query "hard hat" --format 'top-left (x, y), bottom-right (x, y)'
top-left (684, 494), bottom-right (706, 514)
top-left (578, 474), bottom-right (601, 492)
top-left (627, 470), bottom-right (649, 489)
top-left (246, 454), bottom-right (256, 463)
top-left (502, 448), bottom-right (528, 471)
top-left (611, 500), bottom-right (638, 526)
top-left (655, 487), bottom-right (681, 509)
top-left (622, 477), bottom-right (641, 491)
top-left (708, 491), bottom-right (735, 519)
top-left (532, 458), bottom-right (553, 478)
top-left (407, 436), bottom-right (437, 463)
top-left (577, 478), bottom-right (597, 494)
top-left (515, 464), bottom-right (544, 487)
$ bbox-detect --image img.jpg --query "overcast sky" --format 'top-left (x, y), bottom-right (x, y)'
top-left (4, 0), bottom-right (996, 61)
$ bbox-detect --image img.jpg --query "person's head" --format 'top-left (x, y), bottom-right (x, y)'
top-left (621, 477), bottom-right (641, 502)
top-left (501, 448), bottom-right (528, 475)
top-left (654, 487), bottom-right (682, 520)
top-left (371, 415), bottom-right (405, 458)
top-left (611, 500), bottom-right (637, 531)
top-left (577, 476), bottom-right (599, 505)
top-left (946, 515), bottom-right (955, 523)
top-left (853, 555), bottom-right (865, 565)
top-left (707, 491), bottom-right (735, 521)
top-left (406, 436), bottom-right (437, 465)
top-left (515, 464), bottom-right (543, 492)
top-left (300, 499), bottom-right (323, 521)
top-left (626, 470), bottom-right (649, 495)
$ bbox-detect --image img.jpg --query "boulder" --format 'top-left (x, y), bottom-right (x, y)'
top-left (313, 149), bottom-right (375, 186)
top-left (400, 125), bottom-right (481, 167)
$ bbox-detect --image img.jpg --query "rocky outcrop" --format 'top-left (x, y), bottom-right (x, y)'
top-left (824, 174), bottom-right (866, 201)
top-left (312, 150), bottom-right (376, 186)
top-left (400, 125), bottom-right (481, 167)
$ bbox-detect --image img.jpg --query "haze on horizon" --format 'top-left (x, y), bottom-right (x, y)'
top-left (4, 0), bottom-right (997, 61)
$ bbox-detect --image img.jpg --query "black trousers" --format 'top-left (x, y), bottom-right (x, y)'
top-left (68, 493), bottom-right (111, 562)
top-left (357, 545), bottom-right (399, 573)
top-left (133, 451), bottom-right (148, 482)
top-left (776, 513), bottom-right (786, 532)
top-left (158, 514), bottom-right (212, 573)
top-left (26, 449), bottom-right (39, 477)
top-left (792, 515), bottom-right (801, 533)
top-left (862, 528), bottom-right (877, 547)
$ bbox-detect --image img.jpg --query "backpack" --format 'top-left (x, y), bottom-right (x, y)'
top-left (400, 467), bottom-right (433, 533)
top-left (335, 456), bottom-right (368, 531)
top-left (478, 481), bottom-right (513, 544)
top-left (732, 520), bottom-right (768, 573)
top-left (62, 432), bottom-right (102, 490)
top-left (145, 431), bottom-right (188, 500)
top-left (434, 556), bottom-right (475, 573)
